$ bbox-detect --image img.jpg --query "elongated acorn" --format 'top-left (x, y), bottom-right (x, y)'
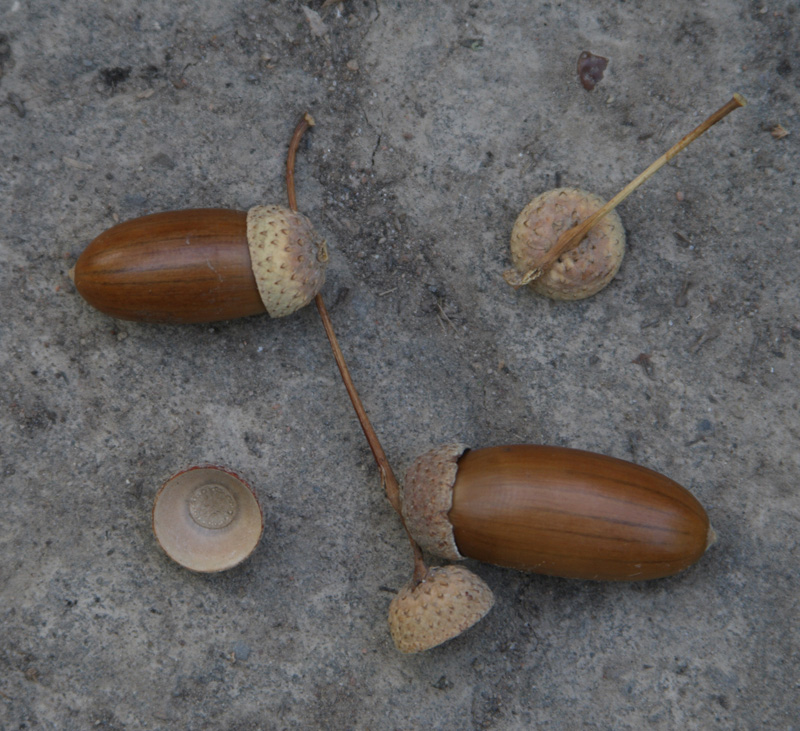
top-left (402, 444), bottom-right (714, 581)
top-left (72, 204), bottom-right (328, 323)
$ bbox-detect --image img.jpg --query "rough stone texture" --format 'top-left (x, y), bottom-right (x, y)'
top-left (1, 1), bottom-right (798, 729)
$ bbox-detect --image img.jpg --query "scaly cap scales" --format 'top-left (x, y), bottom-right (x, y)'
top-left (388, 565), bottom-right (495, 653)
top-left (246, 204), bottom-right (329, 317)
top-left (402, 443), bottom-right (467, 561)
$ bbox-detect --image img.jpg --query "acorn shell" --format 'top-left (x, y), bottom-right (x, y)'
top-left (509, 187), bottom-right (625, 300)
top-left (388, 565), bottom-right (495, 653)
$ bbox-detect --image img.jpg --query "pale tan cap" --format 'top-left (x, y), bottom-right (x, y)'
top-left (246, 205), bottom-right (329, 317)
top-left (509, 187), bottom-right (625, 300)
top-left (388, 565), bottom-right (495, 653)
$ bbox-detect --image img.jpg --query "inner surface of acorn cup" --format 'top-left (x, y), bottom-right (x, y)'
top-left (152, 465), bottom-right (264, 572)
top-left (509, 187), bottom-right (625, 300)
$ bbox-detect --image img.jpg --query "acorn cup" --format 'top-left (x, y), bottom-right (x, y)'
top-left (152, 465), bottom-right (264, 573)
top-left (388, 565), bottom-right (495, 654)
top-left (504, 94), bottom-right (746, 300)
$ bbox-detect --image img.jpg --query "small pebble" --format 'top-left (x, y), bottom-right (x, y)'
top-left (232, 642), bottom-right (251, 662)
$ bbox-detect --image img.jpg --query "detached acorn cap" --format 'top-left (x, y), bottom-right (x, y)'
top-left (509, 187), bottom-right (625, 300)
top-left (388, 565), bottom-right (495, 653)
top-left (246, 205), bottom-right (329, 317)
top-left (152, 465), bottom-right (263, 572)
top-left (402, 443), bottom-right (467, 561)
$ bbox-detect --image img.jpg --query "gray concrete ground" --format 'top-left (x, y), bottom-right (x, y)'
top-left (1, 1), bottom-right (798, 729)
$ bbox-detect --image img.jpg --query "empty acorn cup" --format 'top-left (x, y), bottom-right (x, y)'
top-left (152, 465), bottom-right (264, 572)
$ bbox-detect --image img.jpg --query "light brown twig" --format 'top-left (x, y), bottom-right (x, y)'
top-left (520, 94), bottom-right (747, 283)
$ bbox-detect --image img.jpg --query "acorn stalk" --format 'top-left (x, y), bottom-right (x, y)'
top-left (504, 94), bottom-right (746, 299)
top-left (280, 115), bottom-right (495, 653)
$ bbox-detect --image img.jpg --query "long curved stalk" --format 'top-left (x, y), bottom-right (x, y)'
top-left (285, 113), bottom-right (428, 583)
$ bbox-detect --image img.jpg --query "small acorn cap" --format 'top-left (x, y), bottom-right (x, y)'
top-left (246, 204), bottom-right (329, 317)
top-left (152, 465), bottom-right (263, 572)
top-left (401, 443), bottom-right (467, 561)
top-left (509, 187), bottom-right (625, 300)
top-left (388, 565), bottom-right (495, 653)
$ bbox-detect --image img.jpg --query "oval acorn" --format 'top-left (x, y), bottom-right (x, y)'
top-left (72, 204), bottom-right (328, 323)
top-left (402, 443), bottom-right (714, 582)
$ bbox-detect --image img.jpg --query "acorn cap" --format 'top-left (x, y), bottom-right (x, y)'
top-left (401, 443), bottom-right (467, 561)
top-left (388, 565), bottom-right (495, 653)
top-left (152, 465), bottom-right (263, 572)
top-left (509, 187), bottom-right (625, 300)
top-left (246, 205), bottom-right (329, 317)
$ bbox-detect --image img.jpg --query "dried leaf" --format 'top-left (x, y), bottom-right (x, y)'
top-left (771, 124), bottom-right (789, 140)
top-left (577, 51), bottom-right (608, 91)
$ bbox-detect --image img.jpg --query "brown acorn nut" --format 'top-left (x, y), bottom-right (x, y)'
top-left (72, 204), bottom-right (328, 323)
top-left (402, 444), bottom-right (715, 581)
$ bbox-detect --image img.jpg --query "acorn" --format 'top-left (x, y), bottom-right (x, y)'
top-left (402, 444), bottom-right (714, 582)
top-left (504, 94), bottom-right (745, 300)
top-left (72, 204), bottom-right (328, 323)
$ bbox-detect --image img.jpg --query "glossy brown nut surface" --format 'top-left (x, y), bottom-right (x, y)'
top-left (449, 445), bottom-right (711, 581)
top-left (73, 208), bottom-right (266, 323)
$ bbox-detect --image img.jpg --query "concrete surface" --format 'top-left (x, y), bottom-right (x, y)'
top-left (1, 1), bottom-right (798, 729)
